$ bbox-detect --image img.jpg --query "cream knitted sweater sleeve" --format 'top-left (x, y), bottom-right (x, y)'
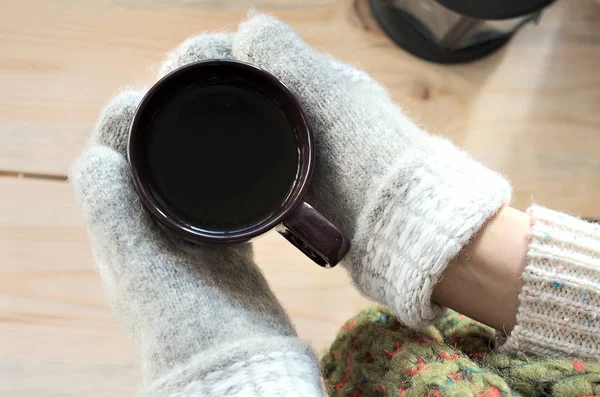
top-left (502, 205), bottom-right (600, 360)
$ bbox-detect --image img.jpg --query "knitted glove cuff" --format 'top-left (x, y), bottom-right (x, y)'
top-left (500, 205), bottom-right (600, 360)
top-left (348, 136), bottom-right (512, 329)
top-left (143, 336), bottom-right (323, 397)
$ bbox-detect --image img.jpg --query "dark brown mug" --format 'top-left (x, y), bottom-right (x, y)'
top-left (127, 60), bottom-right (349, 267)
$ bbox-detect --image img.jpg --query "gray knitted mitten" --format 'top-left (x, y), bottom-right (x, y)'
top-left (70, 33), bottom-right (322, 397)
top-left (233, 15), bottom-right (512, 329)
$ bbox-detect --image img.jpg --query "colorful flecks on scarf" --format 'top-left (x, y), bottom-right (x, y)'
top-left (321, 307), bottom-right (600, 397)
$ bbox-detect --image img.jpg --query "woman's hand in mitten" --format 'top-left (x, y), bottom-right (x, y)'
top-left (71, 33), bottom-right (322, 397)
top-left (233, 15), bottom-right (511, 328)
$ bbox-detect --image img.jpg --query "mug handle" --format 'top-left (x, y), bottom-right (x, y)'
top-left (276, 202), bottom-right (350, 268)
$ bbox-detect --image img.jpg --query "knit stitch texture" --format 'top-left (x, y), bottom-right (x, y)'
top-left (501, 205), bottom-right (600, 360)
top-left (72, 14), bottom-right (565, 396)
top-left (234, 14), bottom-right (512, 328)
top-left (153, 350), bottom-right (322, 397)
top-left (322, 307), bottom-right (600, 397)
top-left (70, 30), bottom-right (323, 397)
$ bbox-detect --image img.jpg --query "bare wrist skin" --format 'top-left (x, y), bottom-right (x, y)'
top-left (432, 206), bottom-right (531, 332)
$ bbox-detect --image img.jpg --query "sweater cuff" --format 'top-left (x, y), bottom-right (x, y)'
top-left (143, 337), bottom-right (323, 397)
top-left (500, 205), bottom-right (600, 359)
top-left (348, 136), bottom-right (512, 329)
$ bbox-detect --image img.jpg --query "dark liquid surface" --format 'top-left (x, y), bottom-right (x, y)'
top-left (144, 82), bottom-right (299, 232)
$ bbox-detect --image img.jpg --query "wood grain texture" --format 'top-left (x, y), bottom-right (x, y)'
top-left (2, 0), bottom-right (600, 395)
top-left (0, 178), bottom-right (369, 396)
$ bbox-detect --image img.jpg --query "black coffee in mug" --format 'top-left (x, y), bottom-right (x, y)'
top-left (143, 81), bottom-right (299, 232)
top-left (128, 60), bottom-right (350, 267)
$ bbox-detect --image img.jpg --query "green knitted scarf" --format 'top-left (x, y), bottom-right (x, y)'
top-left (321, 307), bottom-right (600, 396)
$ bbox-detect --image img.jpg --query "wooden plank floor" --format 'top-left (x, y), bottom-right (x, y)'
top-left (1, 0), bottom-right (599, 395)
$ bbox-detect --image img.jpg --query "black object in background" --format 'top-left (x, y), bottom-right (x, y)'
top-left (369, 0), bottom-right (557, 64)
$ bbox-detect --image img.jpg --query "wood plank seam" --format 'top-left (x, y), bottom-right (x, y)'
top-left (0, 171), bottom-right (67, 182)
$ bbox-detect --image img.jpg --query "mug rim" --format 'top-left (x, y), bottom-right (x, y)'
top-left (127, 59), bottom-right (315, 243)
